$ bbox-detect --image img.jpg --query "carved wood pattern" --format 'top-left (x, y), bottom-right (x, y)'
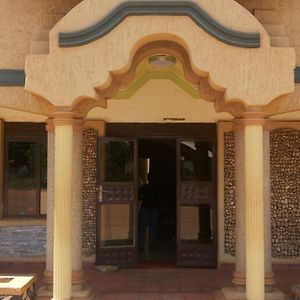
top-left (180, 182), bottom-right (213, 204)
top-left (97, 248), bottom-right (136, 267)
top-left (102, 185), bottom-right (135, 202)
top-left (177, 246), bottom-right (217, 267)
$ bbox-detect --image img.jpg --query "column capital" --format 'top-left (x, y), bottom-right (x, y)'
top-left (50, 112), bottom-right (84, 131)
top-left (242, 111), bottom-right (266, 126)
top-left (234, 117), bottom-right (272, 130)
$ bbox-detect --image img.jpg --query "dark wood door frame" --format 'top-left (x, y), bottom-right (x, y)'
top-left (100, 123), bottom-right (217, 267)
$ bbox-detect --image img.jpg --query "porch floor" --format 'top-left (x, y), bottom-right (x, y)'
top-left (0, 262), bottom-right (299, 299)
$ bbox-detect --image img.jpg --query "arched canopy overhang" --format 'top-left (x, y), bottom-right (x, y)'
top-left (24, 0), bottom-right (296, 118)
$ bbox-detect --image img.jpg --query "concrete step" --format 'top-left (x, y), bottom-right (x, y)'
top-left (263, 24), bottom-right (286, 37)
top-left (30, 40), bottom-right (49, 54)
top-left (96, 293), bottom-right (215, 300)
top-left (37, 284), bottom-right (95, 300)
top-left (254, 9), bottom-right (280, 24)
top-left (270, 36), bottom-right (290, 47)
top-left (41, 13), bottom-right (64, 29)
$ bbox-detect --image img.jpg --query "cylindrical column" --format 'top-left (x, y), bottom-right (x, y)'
top-left (53, 113), bottom-right (74, 300)
top-left (232, 120), bottom-right (275, 289)
top-left (43, 119), bottom-right (85, 290)
top-left (233, 120), bottom-right (246, 287)
top-left (244, 112), bottom-right (265, 300)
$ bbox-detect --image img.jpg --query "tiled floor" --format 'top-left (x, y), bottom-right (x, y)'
top-left (0, 262), bottom-right (298, 299)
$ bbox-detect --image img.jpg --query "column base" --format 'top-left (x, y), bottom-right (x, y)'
top-left (37, 271), bottom-right (96, 300)
top-left (37, 285), bottom-right (95, 300)
top-left (232, 271), bottom-right (275, 287)
top-left (213, 287), bottom-right (288, 300)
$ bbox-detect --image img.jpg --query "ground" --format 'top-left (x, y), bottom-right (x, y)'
top-left (0, 262), bottom-right (298, 299)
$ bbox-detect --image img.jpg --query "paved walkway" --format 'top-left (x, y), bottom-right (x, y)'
top-left (0, 262), bottom-right (298, 299)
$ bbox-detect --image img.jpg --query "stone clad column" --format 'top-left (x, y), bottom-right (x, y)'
top-left (52, 112), bottom-right (74, 300)
top-left (71, 120), bottom-right (85, 287)
top-left (263, 124), bottom-right (275, 289)
top-left (232, 120), bottom-right (246, 287)
top-left (243, 112), bottom-right (265, 300)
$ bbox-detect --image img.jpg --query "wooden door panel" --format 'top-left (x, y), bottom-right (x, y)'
top-left (96, 138), bottom-right (138, 267)
top-left (96, 245), bottom-right (137, 267)
top-left (100, 184), bottom-right (135, 203)
top-left (180, 182), bottom-right (214, 204)
top-left (177, 244), bottom-right (217, 267)
top-left (177, 139), bottom-right (217, 267)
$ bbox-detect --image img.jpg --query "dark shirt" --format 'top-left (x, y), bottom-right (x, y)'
top-left (139, 183), bottom-right (159, 209)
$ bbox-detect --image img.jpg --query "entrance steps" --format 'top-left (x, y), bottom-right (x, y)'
top-left (95, 292), bottom-right (215, 300)
top-left (213, 288), bottom-right (288, 300)
top-left (37, 284), bottom-right (96, 300)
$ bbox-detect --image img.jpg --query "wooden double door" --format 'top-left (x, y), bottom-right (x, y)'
top-left (96, 124), bottom-right (217, 268)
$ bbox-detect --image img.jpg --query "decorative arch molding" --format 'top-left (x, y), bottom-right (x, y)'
top-left (263, 88), bottom-right (300, 116)
top-left (59, 1), bottom-right (260, 48)
top-left (0, 91), bottom-right (54, 116)
top-left (25, 0), bottom-right (295, 116)
top-left (71, 40), bottom-right (244, 117)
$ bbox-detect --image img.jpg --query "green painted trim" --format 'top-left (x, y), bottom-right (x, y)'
top-left (112, 71), bottom-right (199, 99)
top-left (59, 1), bottom-right (260, 48)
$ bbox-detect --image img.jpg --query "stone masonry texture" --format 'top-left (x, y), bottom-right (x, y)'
top-left (0, 225), bottom-right (46, 256)
top-left (224, 128), bottom-right (300, 258)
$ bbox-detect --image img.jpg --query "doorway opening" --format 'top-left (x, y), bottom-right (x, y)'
top-left (138, 139), bottom-right (177, 264)
top-left (96, 123), bottom-right (217, 268)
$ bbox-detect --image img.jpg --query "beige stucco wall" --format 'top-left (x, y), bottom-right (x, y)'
top-left (236, 0), bottom-right (300, 65)
top-left (24, 0), bottom-right (295, 110)
top-left (0, 0), bottom-right (81, 119)
top-left (0, 0), bottom-right (297, 117)
top-left (0, 0), bottom-right (81, 69)
top-left (0, 0), bottom-right (299, 69)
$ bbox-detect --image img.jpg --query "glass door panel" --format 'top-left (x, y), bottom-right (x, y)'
top-left (100, 204), bottom-right (134, 247)
top-left (97, 138), bottom-right (137, 267)
top-left (6, 141), bottom-right (37, 216)
top-left (177, 139), bottom-right (217, 267)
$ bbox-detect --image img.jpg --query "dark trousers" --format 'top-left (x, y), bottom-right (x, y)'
top-left (138, 208), bottom-right (159, 248)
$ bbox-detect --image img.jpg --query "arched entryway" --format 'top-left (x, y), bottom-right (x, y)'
top-left (23, 1), bottom-right (296, 300)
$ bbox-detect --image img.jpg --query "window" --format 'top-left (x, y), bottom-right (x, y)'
top-left (4, 123), bottom-right (47, 217)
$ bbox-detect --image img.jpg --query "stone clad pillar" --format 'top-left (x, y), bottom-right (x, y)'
top-left (232, 120), bottom-right (246, 287)
top-left (52, 112), bottom-right (74, 300)
top-left (263, 124), bottom-right (275, 288)
top-left (71, 120), bottom-right (85, 287)
top-left (243, 112), bottom-right (265, 300)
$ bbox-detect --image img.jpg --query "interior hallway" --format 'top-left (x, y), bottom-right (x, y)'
top-left (0, 262), bottom-right (298, 299)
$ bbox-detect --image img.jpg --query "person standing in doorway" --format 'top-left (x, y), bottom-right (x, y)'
top-left (138, 172), bottom-right (159, 251)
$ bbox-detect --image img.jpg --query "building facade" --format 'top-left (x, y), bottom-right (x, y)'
top-left (0, 1), bottom-right (299, 300)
